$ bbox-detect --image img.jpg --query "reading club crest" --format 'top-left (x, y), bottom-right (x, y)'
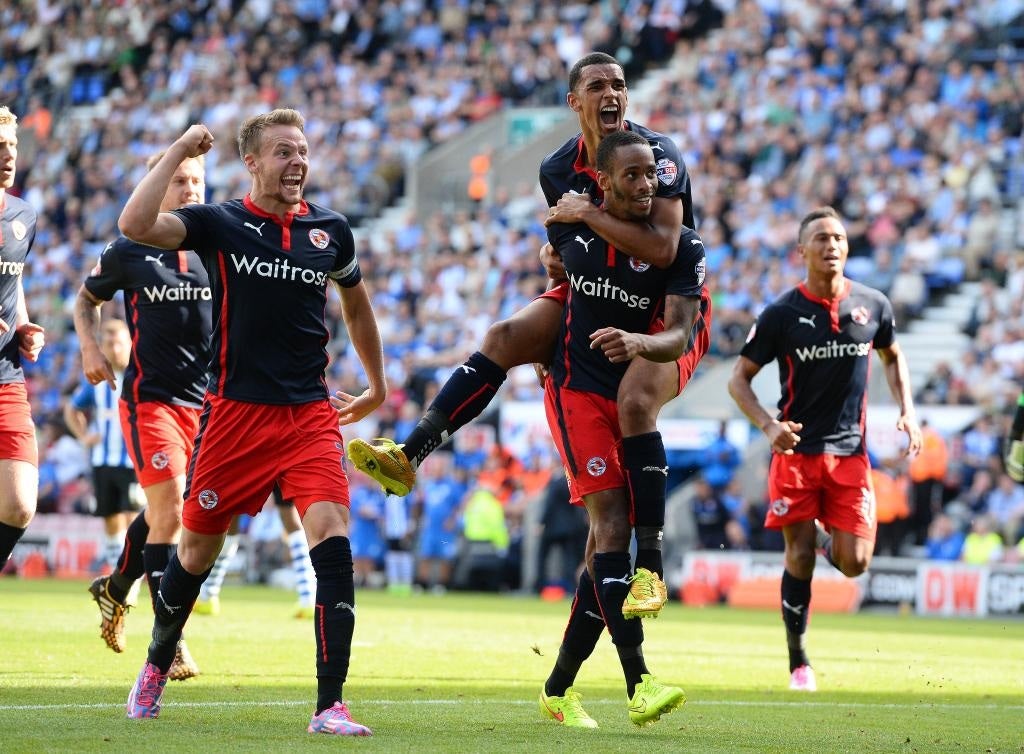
top-left (851, 306), bottom-right (870, 325)
top-left (586, 457), bottom-right (607, 477)
top-left (308, 229), bottom-right (330, 249)
top-left (629, 257), bottom-right (650, 272)
top-left (11, 220), bottom-right (27, 241)
top-left (198, 489), bottom-right (219, 510)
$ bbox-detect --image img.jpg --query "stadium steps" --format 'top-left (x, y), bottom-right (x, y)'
top-left (894, 281), bottom-right (980, 395)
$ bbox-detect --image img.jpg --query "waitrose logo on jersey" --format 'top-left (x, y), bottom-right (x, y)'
top-left (795, 340), bottom-right (871, 362)
top-left (569, 273), bottom-right (652, 310)
top-left (143, 282), bottom-right (212, 302)
top-left (230, 253), bottom-right (329, 286)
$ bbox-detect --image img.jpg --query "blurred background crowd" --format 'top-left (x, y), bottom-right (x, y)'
top-left (3, 0), bottom-right (1023, 591)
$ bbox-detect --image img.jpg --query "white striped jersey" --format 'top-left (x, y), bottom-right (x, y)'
top-left (70, 373), bottom-right (133, 469)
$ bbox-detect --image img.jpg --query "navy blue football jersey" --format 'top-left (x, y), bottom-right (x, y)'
top-left (547, 222), bottom-right (707, 399)
top-left (84, 238), bottom-right (212, 407)
top-left (539, 121), bottom-right (694, 229)
top-left (173, 197), bottom-right (360, 404)
top-left (740, 280), bottom-right (896, 456)
top-left (0, 194), bottom-right (36, 384)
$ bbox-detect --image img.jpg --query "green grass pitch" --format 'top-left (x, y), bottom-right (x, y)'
top-left (1, 579), bottom-right (1021, 753)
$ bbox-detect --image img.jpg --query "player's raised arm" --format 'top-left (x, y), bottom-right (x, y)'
top-left (119, 125), bottom-right (213, 249)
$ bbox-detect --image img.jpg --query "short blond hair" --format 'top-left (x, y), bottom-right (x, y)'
top-left (0, 105), bottom-right (17, 128)
top-left (145, 150), bottom-right (205, 172)
top-left (237, 108), bottom-right (305, 160)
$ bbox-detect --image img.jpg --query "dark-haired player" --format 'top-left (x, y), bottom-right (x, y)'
top-left (0, 104), bottom-right (46, 567)
top-left (118, 109), bottom-right (385, 736)
top-left (349, 52), bottom-right (693, 618)
top-left (539, 130), bottom-right (707, 728)
top-left (728, 206), bottom-right (922, 692)
top-left (75, 151), bottom-right (210, 682)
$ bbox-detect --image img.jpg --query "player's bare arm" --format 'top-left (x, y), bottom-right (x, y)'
top-left (876, 342), bottom-right (922, 457)
top-left (119, 125), bottom-right (213, 249)
top-left (590, 294), bottom-right (699, 364)
top-left (71, 285), bottom-right (117, 389)
top-left (728, 356), bottom-right (803, 455)
top-left (62, 402), bottom-right (98, 448)
top-left (546, 193), bottom-right (683, 268)
top-left (331, 279), bottom-right (386, 426)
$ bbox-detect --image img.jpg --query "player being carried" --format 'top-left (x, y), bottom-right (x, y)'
top-left (727, 206), bottom-right (922, 692)
top-left (348, 52), bottom-right (694, 619)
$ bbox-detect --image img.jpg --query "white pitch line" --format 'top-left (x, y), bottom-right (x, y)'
top-left (1, 699), bottom-right (1022, 712)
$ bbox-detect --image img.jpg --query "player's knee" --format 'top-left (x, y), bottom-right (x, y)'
top-left (481, 319), bottom-right (512, 351)
top-left (2, 500), bottom-right (35, 528)
top-left (786, 547), bottom-right (816, 578)
top-left (616, 390), bottom-right (658, 434)
top-left (837, 551), bottom-right (871, 578)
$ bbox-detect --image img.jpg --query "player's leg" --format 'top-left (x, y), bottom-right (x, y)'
top-left (348, 294), bottom-right (564, 495)
top-left (619, 292), bottom-right (712, 618)
top-left (277, 491), bottom-right (316, 617)
top-left (768, 452), bottom-right (822, 691)
top-left (781, 520), bottom-right (818, 691)
top-left (588, 488), bottom-right (685, 726)
top-left (0, 386), bottom-right (39, 563)
top-left (817, 454), bottom-right (877, 578)
top-left (127, 525), bottom-right (223, 718)
top-left (0, 460), bottom-right (39, 564)
top-left (283, 400), bottom-right (371, 736)
top-left (1006, 391), bottom-right (1024, 481)
top-left (543, 382), bottom-right (683, 725)
top-left (196, 515), bottom-right (242, 615)
top-left (616, 358), bottom-right (678, 617)
top-left (540, 527), bottom-right (603, 728)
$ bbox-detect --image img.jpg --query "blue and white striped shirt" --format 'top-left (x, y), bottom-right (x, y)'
top-left (70, 374), bottom-right (133, 469)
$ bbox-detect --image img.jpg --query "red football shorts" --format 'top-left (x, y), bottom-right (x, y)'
top-left (0, 382), bottom-right (37, 465)
top-left (183, 394), bottom-right (349, 535)
top-left (544, 381), bottom-right (623, 506)
top-left (120, 400), bottom-right (200, 486)
top-left (766, 452), bottom-right (876, 540)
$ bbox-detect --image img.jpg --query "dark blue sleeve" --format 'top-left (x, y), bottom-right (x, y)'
top-left (83, 240), bottom-right (125, 301)
top-left (328, 218), bottom-right (361, 287)
top-left (172, 204), bottom-right (223, 260)
top-left (873, 293), bottom-right (896, 349)
top-left (664, 228), bottom-right (706, 298)
top-left (740, 303), bottom-right (783, 366)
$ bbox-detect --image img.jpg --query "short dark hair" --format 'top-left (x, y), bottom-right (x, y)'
top-left (798, 206), bottom-right (842, 243)
top-left (568, 52), bottom-right (620, 93)
top-left (596, 130), bottom-right (649, 173)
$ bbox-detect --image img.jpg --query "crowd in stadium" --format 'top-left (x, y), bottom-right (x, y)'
top-left (3, 0), bottom-right (1024, 587)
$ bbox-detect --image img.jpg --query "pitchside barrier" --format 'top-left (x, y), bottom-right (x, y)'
top-left (676, 551), bottom-right (1024, 618)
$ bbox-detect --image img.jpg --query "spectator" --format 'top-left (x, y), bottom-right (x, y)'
top-left (690, 476), bottom-right (744, 551)
top-left (701, 421), bottom-right (742, 491)
top-left (924, 513), bottom-right (966, 561)
top-left (907, 419), bottom-right (949, 546)
top-left (985, 473), bottom-right (1024, 544)
top-left (532, 472), bottom-right (588, 593)
top-left (961, 515), bottom-right (1004, 565)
